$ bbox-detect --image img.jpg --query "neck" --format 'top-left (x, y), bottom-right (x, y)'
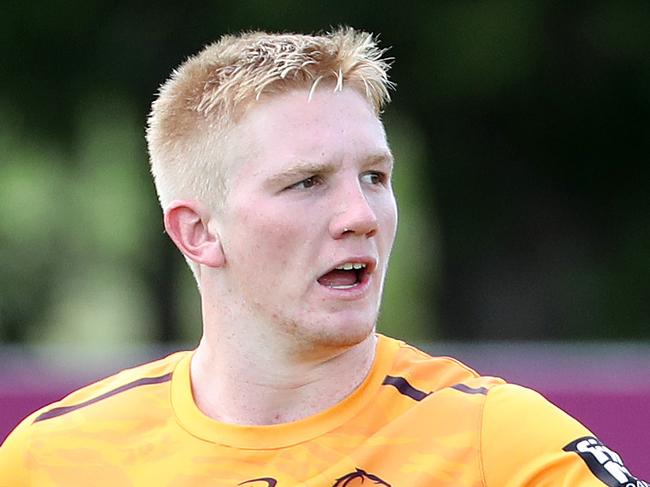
top-left (190, 312), bottom-right (377, 426)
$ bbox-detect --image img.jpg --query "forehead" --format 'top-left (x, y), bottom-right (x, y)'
top-left (229, 86), bottom-right (390, 176)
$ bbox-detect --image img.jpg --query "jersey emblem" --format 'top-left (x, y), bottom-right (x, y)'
top-left (563, 436), bottom-right (648, 487)
top-left (239, 477), bottom-right (278, 487)
top-left (331, 468), bottom-right (391, 486)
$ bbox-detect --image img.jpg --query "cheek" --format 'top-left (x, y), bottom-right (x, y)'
top-left (377, 197), bottom-right (398, 244)
top-left (228, 205), bottom-right (305, 269)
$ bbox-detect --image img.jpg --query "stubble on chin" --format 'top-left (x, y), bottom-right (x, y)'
top-left (277, 313), bottom-right (377, 360)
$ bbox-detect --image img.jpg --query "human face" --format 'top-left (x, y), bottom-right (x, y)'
top-left (216, 86), bottom-right (398, 350)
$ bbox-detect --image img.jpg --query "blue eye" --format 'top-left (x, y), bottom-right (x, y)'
top-left (290, 176), bottom-right (321, 190)
top-left (360, 171), bottom-right (385, 185)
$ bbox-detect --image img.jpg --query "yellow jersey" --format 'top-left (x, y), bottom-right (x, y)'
top-left (0, 335), bottom-right (645, 486)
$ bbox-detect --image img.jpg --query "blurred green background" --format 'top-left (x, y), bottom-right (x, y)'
top-left (1, 1), bottom-right (648, 347)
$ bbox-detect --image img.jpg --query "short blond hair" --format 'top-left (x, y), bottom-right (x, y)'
top-left (146, 27), bottom-right (394, 211)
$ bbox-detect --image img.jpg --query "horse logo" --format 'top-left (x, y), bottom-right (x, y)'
top-left (331, 468), bottom-right (391, 486)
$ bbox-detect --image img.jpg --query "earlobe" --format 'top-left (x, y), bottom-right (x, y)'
top-left (164, 201), bottom-right (225, 268)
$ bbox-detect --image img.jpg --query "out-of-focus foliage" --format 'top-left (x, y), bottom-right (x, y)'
top-left (1, 1), bottom-right (648, 344)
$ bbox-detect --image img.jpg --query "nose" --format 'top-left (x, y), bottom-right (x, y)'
top-left (329, 184), bottom-right (378, 239)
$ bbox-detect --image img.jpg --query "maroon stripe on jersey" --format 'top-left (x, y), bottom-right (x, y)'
top-left (382, 375), bottom-right (431, 402)
top-left (451, 383), bottom-right (488, 395)
top-left (33, 372), bottom-right (173, 423)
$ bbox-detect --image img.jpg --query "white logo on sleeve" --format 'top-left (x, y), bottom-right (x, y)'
top-left (563, 436), bottom-right (648, 487)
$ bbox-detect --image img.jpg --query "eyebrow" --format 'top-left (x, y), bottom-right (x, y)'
top-left (266, 161), bottom-right (337, 186)
top-left (362, 151), bottom-right (394, 171)
top-left (267, 151), bottom-right (394, 187)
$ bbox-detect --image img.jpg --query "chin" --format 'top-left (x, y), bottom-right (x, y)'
top-left (287, 315), bottom-right (376, 353)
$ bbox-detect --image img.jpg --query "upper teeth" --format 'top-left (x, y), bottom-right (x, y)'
top-left (335, 262), bottom-right (366, 270)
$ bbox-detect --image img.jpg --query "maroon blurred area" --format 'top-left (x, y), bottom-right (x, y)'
top-left (1, 343), bottom-right (648, 478)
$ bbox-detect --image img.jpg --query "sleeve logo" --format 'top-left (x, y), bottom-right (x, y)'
top-left (563, 436), bottom-right (648, 487)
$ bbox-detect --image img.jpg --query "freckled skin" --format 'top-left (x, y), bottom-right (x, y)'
top-left (213, 86), bottom-right (398, 351)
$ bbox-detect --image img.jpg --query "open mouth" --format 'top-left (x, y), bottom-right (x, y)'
top-left (317, 262), bottom-right (369, 290)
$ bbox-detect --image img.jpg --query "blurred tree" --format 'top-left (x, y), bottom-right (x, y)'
top-left (1, 1), bottom-right (648, 344)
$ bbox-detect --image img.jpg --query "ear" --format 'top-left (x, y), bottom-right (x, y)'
top-left (163, 200), bottom-right (225, 268)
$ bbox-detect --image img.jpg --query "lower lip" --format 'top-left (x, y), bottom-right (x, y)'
top-left (316, 272), bottom-right (373, 300)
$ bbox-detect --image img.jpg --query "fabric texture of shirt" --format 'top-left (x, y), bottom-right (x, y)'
top-left (0, 335), bottom-right (645, 486)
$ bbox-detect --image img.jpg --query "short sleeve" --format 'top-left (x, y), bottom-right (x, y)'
top-left (480, 384), bottom-right (647, 487)
top-left (0, 415), bottom-right (34, 486)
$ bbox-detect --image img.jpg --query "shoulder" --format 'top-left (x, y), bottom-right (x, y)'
top-left (2, 350), bottom-right (189, 445)
top-left (381, 338), bottom-right (574, 444)
top-left (36, 350), bottom-right (187, 422)
top-left (0, 351), bottom-right (190, 483)
top-left (479, 383), bottom-right (649, 485)
top-left (481, 382), bottom-right (591, 443)
top-left (377, 338), bottom-right (648, 485)
top-left (382, 336), bottom-right (505, 399)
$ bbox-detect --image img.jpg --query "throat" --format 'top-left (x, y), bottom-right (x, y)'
top-left (192, 335), bottom-right (378, 425)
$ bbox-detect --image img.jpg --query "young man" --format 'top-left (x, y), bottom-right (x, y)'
top-left (0, 28), bottom-right (645, 486)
